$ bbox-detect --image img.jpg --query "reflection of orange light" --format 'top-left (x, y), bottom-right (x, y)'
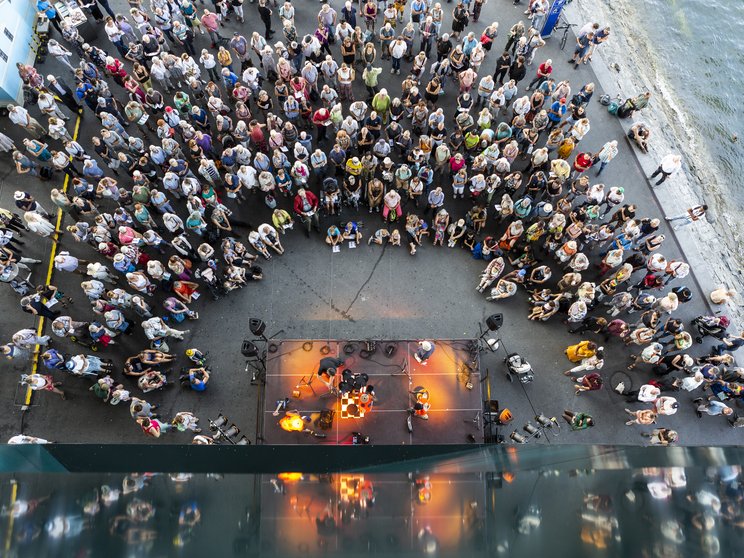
top-left (278, 473), bottom-right (304, 482)
top-left (279, 415), bottom-right (305, 432)
top-left (502, 472), bottom-right (515, 483)
top-left (416, 477), bottom-right (432, 504)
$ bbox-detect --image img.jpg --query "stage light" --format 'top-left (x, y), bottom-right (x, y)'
top-left (210, 414), bottom-right (228, 430)
top-left (241, 340), bottom-right (259, 358)
top-left (225, 424), bottom-right (240, 438)
top-left (523, 423), bottom-right (541, 438)
top-left (249, 318), bottom-right (266, 337)
top-left (236, 436), bottom-right (251, 445)
top-left (535, 414), bottom-right (553, 428)
top-left (496, 409), bottom-right (513, 425)
top-left (486, 314), bottom-right (504, 331)
top-left (280, 414), bottom-right (306, 432)
top-left (510, 431), bottom-right (527, 444)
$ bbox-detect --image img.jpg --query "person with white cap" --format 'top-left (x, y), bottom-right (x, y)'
top-left (414, 340), bottom-right (435, 365)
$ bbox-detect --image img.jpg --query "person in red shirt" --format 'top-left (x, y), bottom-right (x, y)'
top-left (526, 59), bottom-right (553, 91)
top-left (570, 151), bottom-right (593, 180)
top-left (312, 107), bottom-right (331, 143)
top-left (293, 188), bottom-right (320, 236)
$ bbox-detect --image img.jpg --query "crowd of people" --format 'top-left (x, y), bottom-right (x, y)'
top-left (0, 0), bottom-right (740, 443)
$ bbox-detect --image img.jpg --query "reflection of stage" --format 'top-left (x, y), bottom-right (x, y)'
top-left (260, 473), bottom-right (485, 555)
top-left (260, 340), bottom-right (484, 445)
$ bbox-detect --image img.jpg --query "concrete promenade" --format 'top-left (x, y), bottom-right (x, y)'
top-left (0, 0), bottom-right (737, 446)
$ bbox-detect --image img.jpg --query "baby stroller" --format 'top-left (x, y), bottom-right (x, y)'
top-left (505, 353), bottom-right (534, 384)
top-left (692, 315), bottom-right (729, 344)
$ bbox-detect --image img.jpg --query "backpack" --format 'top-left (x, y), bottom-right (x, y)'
top-left (607, 99), bottom-right (620, 115)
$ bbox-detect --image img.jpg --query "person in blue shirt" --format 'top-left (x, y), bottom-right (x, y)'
top-left (221, 68), bottom-right (239, 89)
top-left (547, 97), bottom-right (567, 129)
top-left (180, 367), bottom-right (210, 391)
top-left (343, 221), bottom-right (362, 243)
top-left (37, 0), bottom-right (62, 34)
top-left (326, 225), bottom-right (342, 248)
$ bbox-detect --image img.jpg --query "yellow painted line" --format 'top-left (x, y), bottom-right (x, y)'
top-left (4, 480), bottom-right (17, 552)
top-left (25, 114), bottom-right (82, 406)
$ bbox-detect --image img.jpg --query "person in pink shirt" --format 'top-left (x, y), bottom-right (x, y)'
top-left (200, 10), bottom-right (221, 48)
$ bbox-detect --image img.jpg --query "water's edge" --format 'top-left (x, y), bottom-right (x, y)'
top-left (568, 0), bottom-right (744, 327)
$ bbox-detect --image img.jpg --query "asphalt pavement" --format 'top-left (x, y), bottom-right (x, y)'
top-left (0, 0), bottom-right (738, 446)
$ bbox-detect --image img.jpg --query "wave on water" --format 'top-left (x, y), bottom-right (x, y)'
top-left (569, 0), bottom-right (744, 314)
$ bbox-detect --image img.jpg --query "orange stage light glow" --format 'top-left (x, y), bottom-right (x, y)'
top-left (279, 414), bottom-right (305, 432)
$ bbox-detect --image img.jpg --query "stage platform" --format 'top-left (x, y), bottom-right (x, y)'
top-left (260, 340), bottom-right (485, 445)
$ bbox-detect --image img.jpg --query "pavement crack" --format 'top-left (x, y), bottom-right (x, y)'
top-left (344, 244), bottom-right (387, 315)
top-left (276, 258), bottom-right (356, 322)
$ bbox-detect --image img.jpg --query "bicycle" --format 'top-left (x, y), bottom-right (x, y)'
top-left (553, 17), bottom-right (577, 51)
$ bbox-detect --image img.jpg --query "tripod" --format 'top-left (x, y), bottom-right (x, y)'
top-left (390, 358), bottom-right (411, 380)
top-left (246, 357), bottom-right (267, 385)
top-left (463, 411), bottom-right (481, 428)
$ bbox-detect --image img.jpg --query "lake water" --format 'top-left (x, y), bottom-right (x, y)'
top-left (629, 0), bottom-right (744, 188)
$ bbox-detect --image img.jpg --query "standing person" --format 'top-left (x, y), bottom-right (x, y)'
top-left (46, 75), bottom-right (80, 114)
top-left (526, 58), bottom-right (552, 91)
top-left (692, 398), bottom-right (732, 419)
top-left (8, 105), bottom-right (47, 138)
top-left (568, 32), bottom-right (593, 69)
top-left (665, 204), bottom-right (708, 230)
top-left (258, 0), bottom-right (275, 40)
top-left (451, 2), bottom-right (469, 40)
top-left (493, 51), bottom-right (511, 85)
top-left (649, 153), bottom-right (682, 185)
top-left (47, 40), bottom-right (75, 71)
top-left (593, 140), bottom-right (619, 176)
top-left (138, 417), bottom-right (173, 438)
top-left (201, 9), bottom-right (222, 48)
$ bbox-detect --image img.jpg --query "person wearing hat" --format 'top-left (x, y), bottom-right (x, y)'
top-left (414, 341), bottom-right (435, 365)
top-left (546, 96), bottom-right (568, 129)
top-left (14, 191), bottom-right (51, 218)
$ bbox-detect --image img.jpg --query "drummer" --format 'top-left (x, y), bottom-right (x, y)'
top-left (317, 356), bottom-right (346, 377)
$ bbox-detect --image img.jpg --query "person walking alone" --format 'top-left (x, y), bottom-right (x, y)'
top-left (649, 153), bottom-right (682, 185)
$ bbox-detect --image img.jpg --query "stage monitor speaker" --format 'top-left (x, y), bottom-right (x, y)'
top-left (249, 318), bottom-right (266, 337)
top-left (241, 340), bottom-right (259, 358)
top-left (486, 314), bottom-right (504, 331)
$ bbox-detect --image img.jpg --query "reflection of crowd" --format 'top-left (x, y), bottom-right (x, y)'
top-left (0, 0), bottom-right (740, 444)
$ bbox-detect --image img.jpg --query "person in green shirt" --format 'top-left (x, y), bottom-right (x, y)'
top-left (562, 409), bottom-right (594, 430)
top-left (363, 65), bottom-right (383, 101)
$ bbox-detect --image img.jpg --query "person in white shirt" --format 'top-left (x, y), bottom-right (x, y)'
top-left (594, 139), bottom-right (618, 176)
top-left (47, 39), bottom-right (75, 71)
top-left (650, 153), bottom-right (682, 185)
top-left (390, 38), bottom-right (407, 74)
top-left (665, 204), bottom-right (708, 230)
